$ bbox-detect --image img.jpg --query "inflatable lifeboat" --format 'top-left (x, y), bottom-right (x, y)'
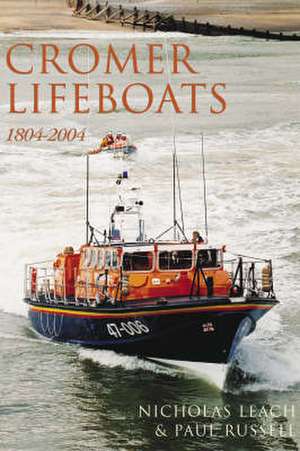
top-left (88, 132), bottom-right (137, 158)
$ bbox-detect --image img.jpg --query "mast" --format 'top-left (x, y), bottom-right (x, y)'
top-left (172, 145), bottom-right (176, 240)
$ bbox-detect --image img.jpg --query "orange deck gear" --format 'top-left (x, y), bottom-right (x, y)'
top-left (31, 267), bottom-right (37, 296)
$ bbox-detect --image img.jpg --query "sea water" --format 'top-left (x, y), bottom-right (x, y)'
top-left (0, 32), bottom-right (299, 450)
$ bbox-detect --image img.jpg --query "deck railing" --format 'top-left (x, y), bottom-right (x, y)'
top-left (24, 253), bottom-right (275, 306)
top-left (24, 260), bottom-right (111, 306)
top-left (24, 260), bottom-right (56, 301)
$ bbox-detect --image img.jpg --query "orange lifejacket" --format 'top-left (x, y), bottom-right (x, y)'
top-left (101, 137), bottom-right (109, 148)
top-left (101, 136), bottom-right (114, 149)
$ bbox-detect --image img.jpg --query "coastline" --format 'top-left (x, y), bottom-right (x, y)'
top-left (0, 0), bottom-right (300, 33)
top-left (129, 0), bottom-right (300, 32)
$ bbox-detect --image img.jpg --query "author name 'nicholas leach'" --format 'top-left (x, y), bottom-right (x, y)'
top-left (2, 42), bottom-right (227, 115)
top-left (139, 403), bottom-right (296, 419)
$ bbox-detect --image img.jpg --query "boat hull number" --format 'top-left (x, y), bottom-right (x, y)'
top-left (106, 320), bottom-right (150, 338)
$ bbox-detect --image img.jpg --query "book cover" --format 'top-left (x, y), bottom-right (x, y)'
top-left (0, 1), bottom-right (299, 450)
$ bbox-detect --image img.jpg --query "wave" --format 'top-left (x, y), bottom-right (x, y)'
top-left (223, 307), bottom-right (300, 393)
top-left (227, 336), bottom-right (300, 393)
top-left (78, 349), bottom-right (179, 377)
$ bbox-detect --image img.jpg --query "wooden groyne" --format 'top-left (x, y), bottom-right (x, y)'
top-left (67, 1), bottom-right (300, 41)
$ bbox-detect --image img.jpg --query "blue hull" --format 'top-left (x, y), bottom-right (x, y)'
top-left (26, 298), bottom-right (276, 364)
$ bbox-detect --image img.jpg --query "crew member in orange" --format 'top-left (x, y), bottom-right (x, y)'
top-left (101, 131), bottom-right (114, 149)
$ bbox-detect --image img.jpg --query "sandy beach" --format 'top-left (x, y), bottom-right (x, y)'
top-left (0, 0), bottom-right (300, 33)
top-left (0, 0), bottom-right (121, 33)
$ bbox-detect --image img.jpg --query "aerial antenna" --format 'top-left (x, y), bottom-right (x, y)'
top-left (172, 138), bottom-right (176, 239)
top-left (86, 44), bottom-right (91, 245)
top-left (164, 39), bottom-right (177, 239)
top-left (85, 153), bottom-right (90, 243)
top-left (201, 133), bottom-right (208, 240)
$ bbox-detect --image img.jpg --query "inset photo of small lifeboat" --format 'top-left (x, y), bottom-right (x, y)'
top-left (88, 131), bottom-right (137, 159)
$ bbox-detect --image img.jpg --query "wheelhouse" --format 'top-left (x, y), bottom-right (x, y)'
top-left (72, 242), bottom-right (229, 302)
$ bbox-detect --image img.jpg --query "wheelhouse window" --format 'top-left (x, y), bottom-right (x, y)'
top-left (112, 251), bottom-right (118, 268)
top-left (97, 250), bottom-right (104, 269)
top-left (122, 252), bottom-right (153, 271)
top-left (83, 248), bottom-right (98, 268)
top-left (83, 249), bottom-right (92, 268)
top-left (105, 251), bottom-right (112, 269)
top-left (90, 249), bottom-right (98, 268)
top-left (159, 250), bottom-right (192, 270)
top-left (197, 249), bottom-right (220, 268)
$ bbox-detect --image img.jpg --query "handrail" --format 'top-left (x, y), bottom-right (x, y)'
top-left (226, 252), bottom-right (270, 263)
top-left (224, 257), bottom-right (275, 298)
